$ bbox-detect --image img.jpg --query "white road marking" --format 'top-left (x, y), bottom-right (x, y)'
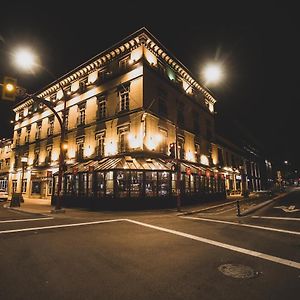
top-left (252, 216), bottom-right (300, 221)
top-left (1, 217), bottom-right (300, 270)
top-left (126, 219), bottom-right (300, 270)
top-left (180, 216), bottom-right (300, 236)
top-left (0, 217), bottom-right (53, 224)
top-left (0, 219), bottom-right (124, 234)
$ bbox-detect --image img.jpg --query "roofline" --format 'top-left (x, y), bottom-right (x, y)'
top-left (14, 27), bottom-right (215, 109)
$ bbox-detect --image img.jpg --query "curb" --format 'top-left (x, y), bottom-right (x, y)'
top-left (239, 192), bottom-right (288, 216)
top-left (3, 203), bottom-right (51, 217)
top-left (177, 198), bottom-right (247, 216)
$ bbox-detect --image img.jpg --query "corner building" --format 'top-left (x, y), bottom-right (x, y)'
top-left (10, 28), bottom-right (229, 209)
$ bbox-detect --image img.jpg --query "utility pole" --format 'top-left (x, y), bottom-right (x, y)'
top-left (175, 124), bottom-right (181, 212)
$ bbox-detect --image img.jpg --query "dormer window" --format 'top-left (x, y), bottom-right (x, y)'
top-left (79, 77), bottom-right (88, 93)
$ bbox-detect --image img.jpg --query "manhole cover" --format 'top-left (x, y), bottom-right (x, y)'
top-left (218, 264), bottom-right (257, 279)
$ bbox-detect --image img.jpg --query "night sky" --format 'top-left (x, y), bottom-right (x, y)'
top-left (0, 2), bottom-right (299, 169)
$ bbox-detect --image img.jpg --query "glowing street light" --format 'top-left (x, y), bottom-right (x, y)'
top-left (13, 48), bottom-right (37, 71)
top-left (13, 47), bottom-right (67, 211)
top-left (202, 63), bottom-right (223, 85)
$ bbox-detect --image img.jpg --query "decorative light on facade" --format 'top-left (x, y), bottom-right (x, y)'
top-left (106, 140), bottom-right (117, 156)
top-left (85, 145), bottom-right (94, 157)
top-left (186, 150), bottom-right (194, 162)
top-left (145, 133), bottom-right (162, 151)
top-left (128, 133), bottom-right (142, 149)
top-left (200, 154), bottom-right (209, 166)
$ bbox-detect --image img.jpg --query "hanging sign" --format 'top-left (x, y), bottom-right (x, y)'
top-left (88, 166), bottom-right (94, 172)
top-left (73, 167), bottom-right (78, 175)
top-left (206, 170), bottom-right (210, 177)
top-left (186, 167), bottom-right (191, 175)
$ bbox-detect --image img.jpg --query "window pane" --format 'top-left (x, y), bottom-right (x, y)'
top-left (145, 171), bottom-right (157, 197)
top-left (158, 171), bottom-right (169, 196)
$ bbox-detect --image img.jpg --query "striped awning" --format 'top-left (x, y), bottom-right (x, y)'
top-left (61, 156), bottom-right (173, 174)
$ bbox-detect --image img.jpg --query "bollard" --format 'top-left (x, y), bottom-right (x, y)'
top-left (236, 200), bottom-right (241, 217)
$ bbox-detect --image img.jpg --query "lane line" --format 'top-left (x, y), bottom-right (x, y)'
top-left (0, 217), bottom-right (53, 224)
top-left (126, 219), bottom-right (300, 270)
top-left (180, 216), bottom-right (300, 236)
top-left (252, 216), bottom-right (300, 221)
top-left (0, 219), bottom-right (124, 234)
top-left (2, 217), bottom-right (300, 270)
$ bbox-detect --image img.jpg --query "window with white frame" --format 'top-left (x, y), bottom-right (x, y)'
top-left (47, 117), bottom-right (54, 136)
top-left (78, 104), bottom-right (86, 126)
top-left (76, 137), bottom-right (85, 161)
top-left (97, 96), bottom-right (106, 119)
top-left (35, 122), bottom-right (42, 140)
top-left (118, 126), bottom-right (129, 153)
top-left (119, 85), bottom-right (130, 112)
top-left (95, 132), bottom-right (105, 157)
top-left (25, 126), bottom-right (31, 143)
top-left (45, 146), bottom-right (52, 164)
top-left (33, 149), bottom-right (40, 166)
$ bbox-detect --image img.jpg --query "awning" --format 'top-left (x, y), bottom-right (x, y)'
top-left (60, 156), bottom-right (173, 175)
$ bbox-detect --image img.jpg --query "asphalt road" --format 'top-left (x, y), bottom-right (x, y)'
top-left (0, 191), bottom-right (299, 300)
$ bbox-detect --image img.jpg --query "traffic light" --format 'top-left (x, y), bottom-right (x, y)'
top-left (169, 143), bottom-right (175, 158)
top-left (1, 77), bottom-right (17, 101)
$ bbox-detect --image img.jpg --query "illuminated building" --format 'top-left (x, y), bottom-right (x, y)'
top-left (0, 138), bottom-right (12, 192)
top-left (8, 28), bottom-right (263, 208)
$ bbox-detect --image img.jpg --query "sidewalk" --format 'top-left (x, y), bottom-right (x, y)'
top-left (3, 191), bottom-right (288, 218)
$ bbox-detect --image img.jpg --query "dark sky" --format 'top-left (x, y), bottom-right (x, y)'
top-left (0, 2), bottom-right (299, 168)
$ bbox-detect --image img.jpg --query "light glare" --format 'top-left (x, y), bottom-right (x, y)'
top-left (203, 64), bottom-right (222, 84)
top-left (14, 48), bottom-right (36, 70)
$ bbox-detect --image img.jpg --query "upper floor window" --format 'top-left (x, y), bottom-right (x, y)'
top-left (76, 137), bottom-right (85, 161)
top-left (97, 96), bottom-right (106, 120)
top-left (159, 129), bottom-right (168, 154)
top-left (193, 112), bottom-right (200, 134)
top-left (177, 137), bottom-right (185, 160)
top-left (79, 77), bottom-right (88, 93)
top-left (119, 85), bottom-right (130, 112)
top-left (5, 158), bottom-right (10, 167)
top-left (25, 126), bottom-right (31, 144)
top-left (177, 108), bottom-right (184, 127)
top-left (35, 122), bottom-right (42, 140)
top-left (47, 117), bottom-right (54, 136)
top-left (195, 143), bottom-right (201, 163)
top-left (45, 146), bottom-right (52, 164)
top-left (118, 126), bottom-right (129, 153)
top-left (18, 110), bottom-right (24, 120)
top-left (33, 149), bottom-right (40, 166)
top-left (119, 56), bottom-right (130, 70)
top-left (217, 148), bottom-right (224, 167)
top-left (95, 132), bottom-right (105, 158)
top-left (16, 130), bottom-right (21, 146)
top-left (77, 104), bottom-right (86, 126)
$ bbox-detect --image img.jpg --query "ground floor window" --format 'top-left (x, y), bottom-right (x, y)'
top-left (12, 180), bottom-right (17, 193)
top-left (145, 171), bottom-right (157, 197)
top-left (0, 179), bottom-right (8, 191)
top-left (48, 179), bottom-right (53, 195)
top-left (22, 179), bottom-right (27, 193)
top-left (32, 181), bottom-right (41, 194)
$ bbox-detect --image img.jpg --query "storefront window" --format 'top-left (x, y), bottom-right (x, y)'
top-left (145, 171), bottom-right (157, 197)
top-left (48, 179), bottom-right (53, 195)
top-left (106, 171), bottom-right (114, 195)
top-left (116, 171), bottom-right (130, 197)
top-left (171, 173), bottom-right (177, 195)
top-left (130, 171), bottom-right (143, 197)
top-left (184, 174), bottom-right (191, 194)
top-left (95, 172), bottom-right (105, 197)
top-left (158, 171), bottom-right (169, 196)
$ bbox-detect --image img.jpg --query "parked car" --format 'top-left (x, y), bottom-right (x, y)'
top-left (0, 189), bottom-right (8, 201)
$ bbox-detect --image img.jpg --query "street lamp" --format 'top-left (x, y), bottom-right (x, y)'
top-left (13, 48), bottom-right (67, 211)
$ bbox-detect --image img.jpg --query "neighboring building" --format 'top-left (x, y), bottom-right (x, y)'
top-left (8, 28), bottom-right (268, 209)
top-left (0, 138), bottom-right (12, 192)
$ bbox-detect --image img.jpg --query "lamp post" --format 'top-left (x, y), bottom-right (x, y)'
top-left (20, 156), bottom-right (28, 202)
top-left (12, 48), bottom-right (67, 211)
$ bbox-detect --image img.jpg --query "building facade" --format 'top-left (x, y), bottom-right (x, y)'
top-left (8, 28), bottom-right (264, 209)
top-left (0, 138), bottom-right (12, 192)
